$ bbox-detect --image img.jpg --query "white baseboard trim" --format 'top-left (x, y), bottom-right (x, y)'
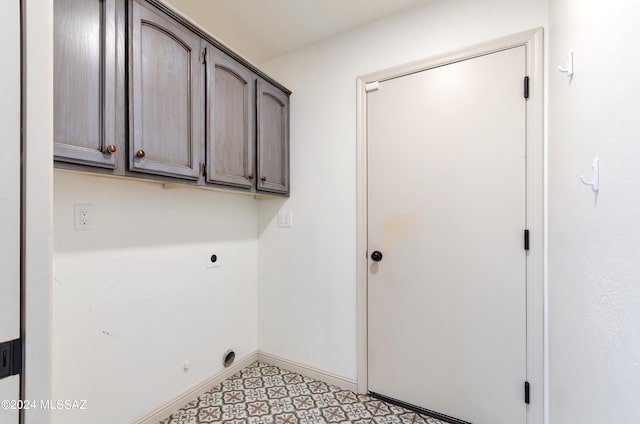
top-left (131, 350), bottom-right (359, 424)
top-left (131, 350), bottom-right (259, 424)
top-left (257, 351), bottom-right (357, 393)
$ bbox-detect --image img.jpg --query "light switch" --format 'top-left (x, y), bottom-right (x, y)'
top-left (278, 211), bottom-right (292, 228)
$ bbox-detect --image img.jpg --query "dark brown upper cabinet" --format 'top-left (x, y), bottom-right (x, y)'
top-left (257, 79), bottom-right (290, 195)
top-left (54, 0), bottom-right (120, 169)
top-left (204, 45), bottom-right (255, 189)
top-left (129, 0), bottom-right (202, 180)
top-left (54, 0), bottom-right (291, 196)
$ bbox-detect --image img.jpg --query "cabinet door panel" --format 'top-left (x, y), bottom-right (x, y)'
top-left (54, 0), bottom-right (117, 168)
top-left (131, 1), bottom-right (201, 179)
top-left (206, 47), bottom-right (254, 188)
top-left (257, 80), bottom-right (289, 194)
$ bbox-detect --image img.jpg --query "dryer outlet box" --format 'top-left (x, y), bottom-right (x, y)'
top-left (206, 251), bottom-right (221, 269)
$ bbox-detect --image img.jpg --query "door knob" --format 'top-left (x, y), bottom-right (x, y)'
top-left (371, 251), bottom-right (383, 262)
top-left (106, 145), bottom-right (117, 153)
top-left (136, 150), bottom-right (146, 159)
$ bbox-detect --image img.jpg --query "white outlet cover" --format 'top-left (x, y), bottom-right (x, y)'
top-left (206, 251), bottom-right (221, 269)
top-left (74, 204), bottom-right (93, 230)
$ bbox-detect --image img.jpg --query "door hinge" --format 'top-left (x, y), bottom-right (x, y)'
top-left (365, 81), bottom-right (379, 92)
top-left (524, 229), bottom-right (530, 251)
top-left (200, 50), bottom-right (207, 64)
top-left (200, 163), bottom-right (206, 178)
top-left (524, 381), bottom-right (530, 404)
top-left (524, 76), bottom-right (530, 99)
top-left (0, 338), bottom-right (22, 380)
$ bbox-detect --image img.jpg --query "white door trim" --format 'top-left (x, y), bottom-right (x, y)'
top-left (23, 0), bottom-right (54, 422)
top-left (355, 28), bottom-right (545, 424)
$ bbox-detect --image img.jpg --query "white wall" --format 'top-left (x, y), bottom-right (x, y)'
top-left (52, 173), bottom-right (258, 423)
top-left (257, 0), bottom-right (548, 380)
top-left (0, 1), bottom-right (23, 423)
top-left (0, 0), bottom-right (21, 345)
top-left (51, 2), bottom-right (263, 422)
top-left (548, 0), bottom-right (640, 422)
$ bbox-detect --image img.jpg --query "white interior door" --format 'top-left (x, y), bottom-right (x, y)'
top-left (0, 1), bottom-right (22, 422)
top-left (367, 46), bottom-right (527, 424)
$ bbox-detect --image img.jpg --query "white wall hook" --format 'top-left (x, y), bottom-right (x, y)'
top-left (580, 157), bottom-right (599, 192)
top-left (558, 50), bottom-right (574, 78)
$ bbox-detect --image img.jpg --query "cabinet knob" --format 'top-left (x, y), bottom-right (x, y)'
top-left (261, 176), bottom-right (267, 182)
top-left (248, 173), bottom-right (254, 180)
top-left (136, 150), bottom-right (146, 159)
top-left (106, 145), bottom-right (117, 154)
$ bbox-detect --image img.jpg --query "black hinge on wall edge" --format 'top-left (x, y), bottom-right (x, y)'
top-left (0, 338), bottom-right (22, 380)
top-left (524, 229), bottom-right (530, 251)
top-left (524, 381), bottom-right (530, 404)
top-left (524, 76), bottom-right (530, 99)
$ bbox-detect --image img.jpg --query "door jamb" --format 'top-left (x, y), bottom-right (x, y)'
top-left (355, 27), bottom-right (545, 424)
top-left (21, 0), bottom-right (54, 422)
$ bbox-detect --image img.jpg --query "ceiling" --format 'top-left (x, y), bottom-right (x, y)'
top-left (166, 0), bottom-right (432, 64)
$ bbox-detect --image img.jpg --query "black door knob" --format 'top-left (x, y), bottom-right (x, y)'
top-left (371, 251), bottom-right (383, 262)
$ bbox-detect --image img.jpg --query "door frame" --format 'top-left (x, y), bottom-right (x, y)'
top-left (22, 0), bottom-right (54, 422)
top-left (355, 28), bottom-right (545, 423)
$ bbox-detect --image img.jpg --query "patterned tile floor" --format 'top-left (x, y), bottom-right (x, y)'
top-left (159, 362), bottom-right (446, 424)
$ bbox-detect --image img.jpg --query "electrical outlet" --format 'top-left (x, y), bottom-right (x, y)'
top-left (206, 250), bottom-right (221, 269)
top-left (74, 204), bottom-right (93, 230)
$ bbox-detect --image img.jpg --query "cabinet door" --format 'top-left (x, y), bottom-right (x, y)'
top-left (54, 0), bottom-right (118, 168)
top-left (130, 0), bottom-right (202, 179)
top-left (257, 80), bottom-right (290, 194)
top-left (205, 47), bottom-right (254, 189)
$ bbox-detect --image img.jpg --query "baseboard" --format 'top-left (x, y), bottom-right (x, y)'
top-left (130, 350), bottom-right (258, 424)
top-left (131, 350), bottom-right (358, 424)
top-left (257, 351), bottom-right (357, 392)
